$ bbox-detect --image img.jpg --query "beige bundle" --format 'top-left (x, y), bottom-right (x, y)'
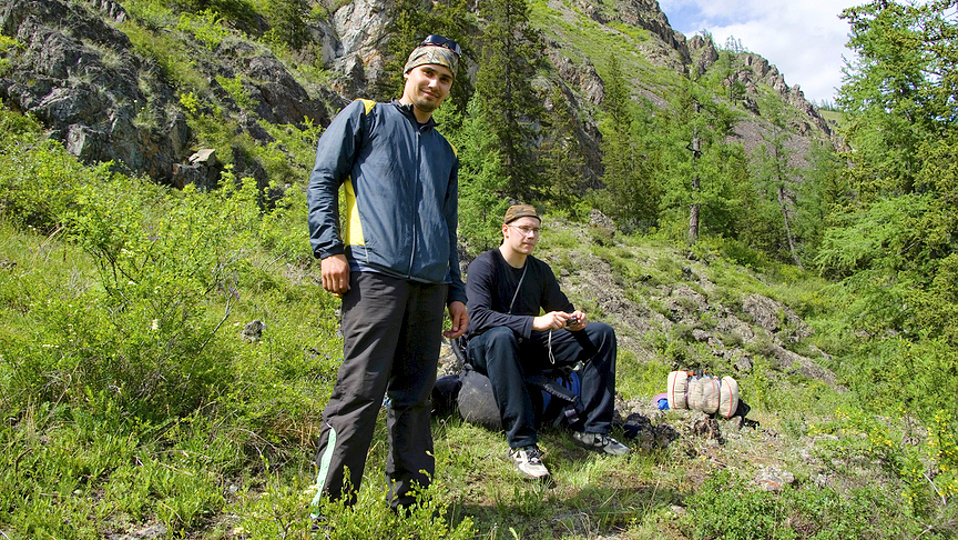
top-left (666, 371), bottom-right (739, 419)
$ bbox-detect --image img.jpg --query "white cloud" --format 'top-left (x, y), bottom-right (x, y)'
top-left (658, 0), bottom-right (860, 104)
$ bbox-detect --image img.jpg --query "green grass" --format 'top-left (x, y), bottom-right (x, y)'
top-left (820, 109), bottom-right (844, 127)
top-left (2, 155), bottom-right (955, 538)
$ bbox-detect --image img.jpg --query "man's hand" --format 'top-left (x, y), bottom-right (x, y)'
top-left (444, 301), bottom-right (469, 338)
top-left (321, 254), bottom-right (350, 297)
top-left (566, 310), bottom-right (587, 331)
top-left (532, 310), bottom-right (587, 331)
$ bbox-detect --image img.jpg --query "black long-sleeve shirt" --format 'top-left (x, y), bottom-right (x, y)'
top-left (465, 248), bottom-right (574, 340)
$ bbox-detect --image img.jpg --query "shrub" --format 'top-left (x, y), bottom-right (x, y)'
top-left (682, 469), bottom-right (908, 539)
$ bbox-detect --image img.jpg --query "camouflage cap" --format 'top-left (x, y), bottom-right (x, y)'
top-left (403, 45), bottom-right (459, 78)
top-left (503, 204), bottom-right (540, 224)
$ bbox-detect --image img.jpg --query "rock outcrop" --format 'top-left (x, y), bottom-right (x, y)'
top-left (1, 0), bottom-right (330, 187)
top-left (1, 0), bottom-right (187, 182)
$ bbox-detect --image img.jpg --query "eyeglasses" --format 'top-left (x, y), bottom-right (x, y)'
top-left (420, 35), bottom-right (462, 57)
top-left (508, 225), bottom-right (541, 237)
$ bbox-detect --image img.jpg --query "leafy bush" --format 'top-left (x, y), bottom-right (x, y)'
top-left (682, 469), bottom-right (914, 539)
top-left (176, 9), bottom-right (234, 51)
top-left (0, 117), bottom-right (103, 232)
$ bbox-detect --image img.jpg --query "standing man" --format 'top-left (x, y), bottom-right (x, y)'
top-left (307, 35), bottom-right (468, 512)
top-left (465, 205), bottom-right (628, 480)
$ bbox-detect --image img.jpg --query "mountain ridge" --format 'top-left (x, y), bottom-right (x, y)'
top-left (0, 0), bottom-right (833, 189)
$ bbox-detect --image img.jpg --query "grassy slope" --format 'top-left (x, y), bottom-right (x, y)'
top-left (1, 180), bottom-right (944, 538)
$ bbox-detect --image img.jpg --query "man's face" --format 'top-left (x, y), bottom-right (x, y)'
top-left (401, 64), bottom-right (454, 114)
top-left (502, 216), bottom-right (541, 255)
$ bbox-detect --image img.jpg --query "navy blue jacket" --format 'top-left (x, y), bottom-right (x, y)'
top-left (307, 99), bottom-right (466, 304)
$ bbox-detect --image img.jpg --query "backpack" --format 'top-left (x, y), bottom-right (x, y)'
top-left (434, 337), bottom-right (584, 430)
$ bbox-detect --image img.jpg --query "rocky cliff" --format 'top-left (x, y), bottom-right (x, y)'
top-left (0, 0), bottom-right (832, 189)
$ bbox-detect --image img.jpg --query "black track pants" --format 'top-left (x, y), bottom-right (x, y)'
top-left (312, 272), bottom-right (447, 510)
top-left (466, 322), bottom-right (617, 448)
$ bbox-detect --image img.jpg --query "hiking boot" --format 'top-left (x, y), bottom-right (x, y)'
top-left (510, 445), bottom-right (550, 480)
top-left (571, 431), bottom-right (630, 455)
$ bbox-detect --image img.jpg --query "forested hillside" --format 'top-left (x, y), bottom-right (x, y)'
top-left (0, 0), bottom-right (956, 538)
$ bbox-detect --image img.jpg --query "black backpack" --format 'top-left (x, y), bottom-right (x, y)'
top-left (433, 337), bottom-right (584, 430)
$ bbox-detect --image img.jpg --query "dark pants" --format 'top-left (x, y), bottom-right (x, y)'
top-left (312, 272), bottom-right (447, 510)
top-left (466, 322), bottom-right (617, 449)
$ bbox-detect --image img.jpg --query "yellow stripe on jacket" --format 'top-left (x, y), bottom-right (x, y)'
top-left (344, 177), bottom-right (364, 247)
top-left (341, 99), bottom-right (376, 249)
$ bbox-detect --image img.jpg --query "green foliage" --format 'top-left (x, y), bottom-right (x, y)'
top-left (441, 92), bottom-right (511, 253)
top-left (5, 0), bottom-right (958, 536)
top-left (307, 484), bottom-right (477, 539)
top-left (216, 74), bottom-right (260, 110)
top-left (838, 0), bottom-right (958, 200)
top-left (810, 407), bottom-right (958, 522)
top-left (746, 94), bottom-right (804, 267)
top-left (0, 106), bottom-right (337, 535)
top-left (682, 470), bottom-right (793, 540)
top-left (593, 53), bottom-right (661, 233)
top-left (655, 74), bottom-right (746, 244)
top-left (475, 0), bottom-right (545, 201)
top-left (0, 115), bottom-right (105, 233)
top-left (821, 1), bottom-right (958, 357)
top-left (0, 34), bottom-right (23, 76)
top-left (121, 17), bottom-right (207, 91)
top-left (262, 0), bottom-right (310, 51)
top-left (5, 174), bottom-right (260, 421)
top-left (176, 8), bottom-right (233, 51)
top-left (682, 467), bottom-right (922, 539)
top-left (537, 85), bottom-right (586, 208)
top-left (121, 0), bottom-right (178, 27)
top-left (169, 0), bottom-right (260, 32)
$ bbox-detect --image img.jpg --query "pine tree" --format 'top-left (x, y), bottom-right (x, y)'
top-left (753, 94), bottom-right (803, 268)
top-left (438, 92), bottom-right (510, 250)
top-left (538, 85), bottom-right (586, 209)
top-left (657, 69), bottom-right (738, 243)
top-left (595, 53), bottom-right (660, 233)
top-left (474, 0), bottom-right (544, 201)
top-left (263, 0), bottom-right (310, 51)
top-left (817, 0), bottom-right (958, 352)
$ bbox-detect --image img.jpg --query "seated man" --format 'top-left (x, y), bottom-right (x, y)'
top-left (464, 204), bottom-right (628, 480)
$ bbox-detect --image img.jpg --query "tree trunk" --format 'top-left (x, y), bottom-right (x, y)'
top-left (777, 184), bottom-right (803, 269)
top-left (689, 175), bottom-right (700, 244)
top-left (688, 101), bottom-right (701, 244)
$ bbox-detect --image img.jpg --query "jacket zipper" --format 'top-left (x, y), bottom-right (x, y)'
top-left (406, 122), bottom-right (421, 278)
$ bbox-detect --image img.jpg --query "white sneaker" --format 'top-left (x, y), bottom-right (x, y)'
top-left (571, 431), bottom-right (630, 455)
top-left (510, 445), bottom-right (550, 479)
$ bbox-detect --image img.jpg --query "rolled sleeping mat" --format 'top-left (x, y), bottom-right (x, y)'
top-left (687, 375), bottom-right (721, 415)
top-left (717, 376), bottom-right (740, 419)
top-left (667, 370), bottom-right (689, 410)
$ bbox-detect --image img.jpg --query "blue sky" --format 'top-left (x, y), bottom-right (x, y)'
top-left (658, 0), bottom-right (861, 104)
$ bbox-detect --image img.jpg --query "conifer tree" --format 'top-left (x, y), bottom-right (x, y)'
top-left (752, 94), bottom-right (803, 268)
top-left (538, 85), bottom-right (586, 209)
top-left (475, 0), bottom-right (544, 201)
top-left (818, 0), bottom-right (958, 347)
top-left (657, 68), bottom-right (739, 243)
top-left (595, 53), bottom-right (660, 232)
top-left (263, 0), bottom-right (310, 51)
top-left (438, 92), bottom-right (509, 250)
